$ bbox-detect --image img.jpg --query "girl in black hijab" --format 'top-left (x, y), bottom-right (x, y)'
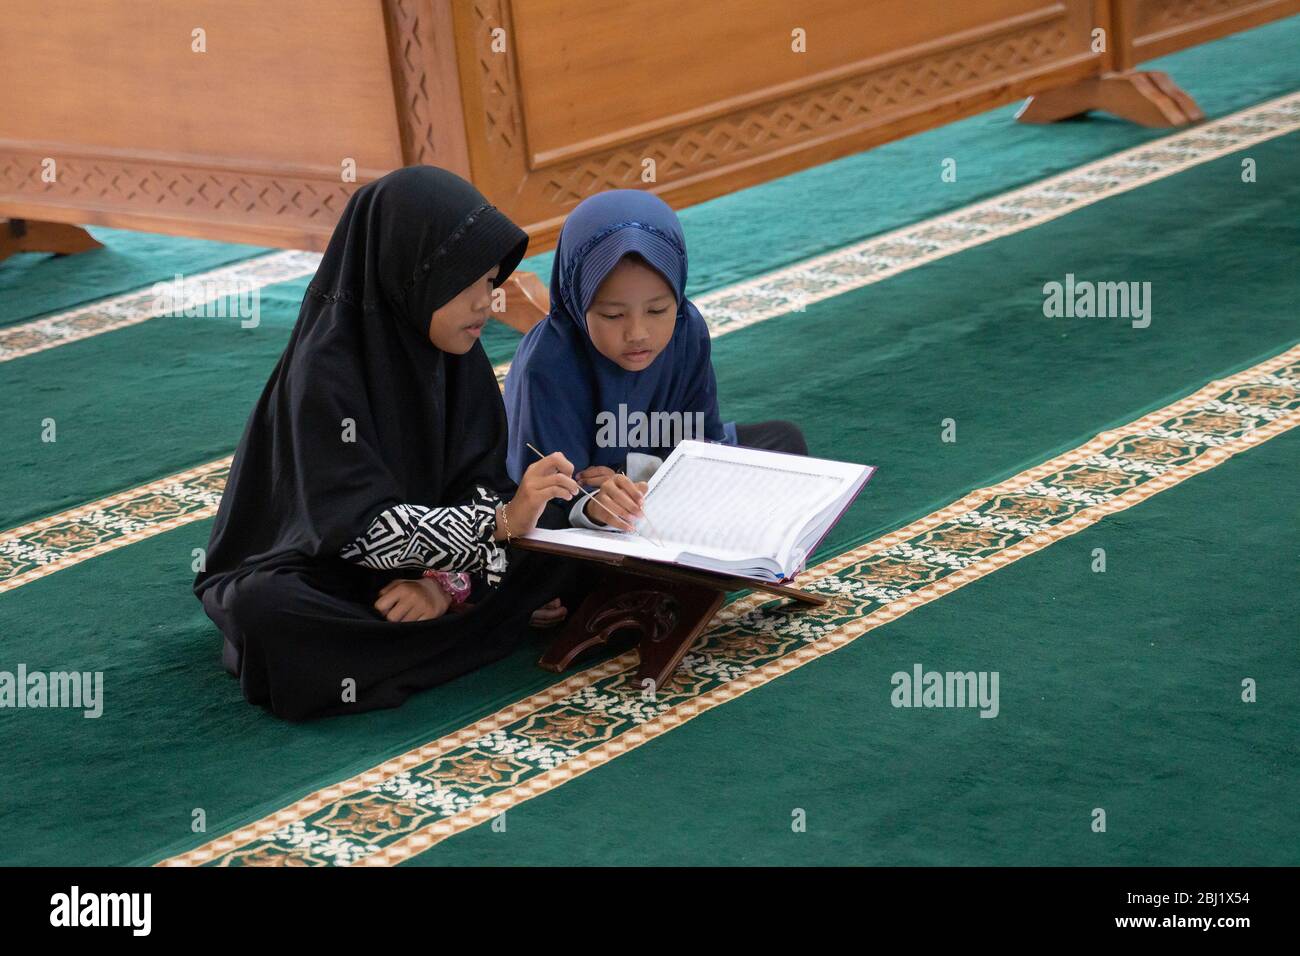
top-left (195, 166), bottom-right (581, 721)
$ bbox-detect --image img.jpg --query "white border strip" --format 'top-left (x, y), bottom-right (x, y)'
top-left (0, 251), bottom-right (321, 361)
top-left (692, 93), bottom-right (1300, 333)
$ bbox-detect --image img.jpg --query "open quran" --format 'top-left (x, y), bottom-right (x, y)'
top-left (523, 440), bottom-right (875, 583)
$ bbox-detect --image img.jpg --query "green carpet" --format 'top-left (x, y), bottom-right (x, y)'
top-left (408, 424), bottom-right (1298, 866)
top-left (0, 18), bottom-right (1296, 867)
top-left (0, 226), bottom-right (272, 325)
top-left (0, 123), bottom-right (1291, 865)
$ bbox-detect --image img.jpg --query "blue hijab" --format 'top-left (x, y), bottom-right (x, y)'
top-left (504, 190), bottom-right (727, 481)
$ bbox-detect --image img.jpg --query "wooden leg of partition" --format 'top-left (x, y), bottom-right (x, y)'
top-left (0, 219), bottom-right (103, 264)
top-left (495, 270), bottom-right (549, 334)
top-left (1142, 71), bottom-right (1205, 124)
top-left (1016, 71), bottom-right (1204, 128)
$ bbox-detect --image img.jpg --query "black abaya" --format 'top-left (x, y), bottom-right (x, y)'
top-left (195, 166), bottom-right (573, 721)
top-left (201, 535), bottom-right (580, 721)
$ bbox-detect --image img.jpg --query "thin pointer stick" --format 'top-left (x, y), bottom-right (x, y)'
top-left (526, 443), bottom-right (665, 547)
top-left (526, 443), bottom-right (663, 545)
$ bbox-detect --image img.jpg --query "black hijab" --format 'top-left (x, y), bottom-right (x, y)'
top-left (195, 166), bottom-right (528, 599)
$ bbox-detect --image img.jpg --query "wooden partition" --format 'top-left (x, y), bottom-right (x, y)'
top-left (1, 0), bottom-right (1295, 257)
top-left (1114, 0), bottom-right (1298, 67)
top-left (0, 1), bottom-right (407, 251)
top-left (455, 0), bottom-right (1104, 246)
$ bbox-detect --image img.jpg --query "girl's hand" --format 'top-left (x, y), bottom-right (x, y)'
top-left (575, 465), bottom-right (616, 488)
top-left (500, 451), bottom-right (580, 538)
top-left (585, 474), bottom-right (648, 532)
top-left (375, 577), bottom-right (452, 623)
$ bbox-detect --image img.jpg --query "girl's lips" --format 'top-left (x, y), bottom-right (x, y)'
top-left (464, 321), bottom-right (486, 338)
top-left (623, 349), bottom-right (653, 361)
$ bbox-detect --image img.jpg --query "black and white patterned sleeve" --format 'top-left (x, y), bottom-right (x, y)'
top-left (340, 486), bottom-right (508, 585)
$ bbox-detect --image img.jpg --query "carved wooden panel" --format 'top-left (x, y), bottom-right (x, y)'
top-left (0, 0), bottom-right (404, 250)
top-left (1117, 0), bottom-right (1300, 66)
top-left (2, 0), bottom-right (1295, 252)
top-left (452, 0), bottom-right (1105, 246)
top-left (382, 0), bottom-right (473, 176)
top-left (0, 150), bottom-right (357, 250)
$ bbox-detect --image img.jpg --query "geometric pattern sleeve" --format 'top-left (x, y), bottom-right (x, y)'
top-left (339, 485), bottom-right (508, 586)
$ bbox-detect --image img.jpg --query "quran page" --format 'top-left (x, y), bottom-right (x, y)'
top-left (643, 449), bottom-right (844, 559)
top-left (522, 441), bottom-right (873, 579)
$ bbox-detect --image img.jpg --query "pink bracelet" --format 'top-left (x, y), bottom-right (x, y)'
top-left (423, 570), bottom-right (472, 605)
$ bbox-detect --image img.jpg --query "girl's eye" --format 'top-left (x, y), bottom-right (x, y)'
top-left (599, 313), bottom-right (622, 320)
top-left (648, 308), bottom-right (669, 315)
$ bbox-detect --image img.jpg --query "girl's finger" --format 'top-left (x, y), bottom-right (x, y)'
top-left (526, 455), bottom-right (568, 484)
top-left (590, 495), bottom-right (635, 531)
top-left (529, 473), bottom-right (560, 492)
top-left (604, 485), bottom-right (644, 518)
top-left (545, 451), bottom-right (574, 476)
top-left (551, 477), bottom-right (581, 497)
top-left (614, 473), bottom-right (644, 499)
top-left (543, 479), bottom-right (577, 500)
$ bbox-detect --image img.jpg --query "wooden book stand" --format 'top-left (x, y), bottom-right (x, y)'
top-left (511, 536), bottom-right (827, 690)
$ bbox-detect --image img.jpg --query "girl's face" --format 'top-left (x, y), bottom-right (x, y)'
top-left (428, 265), bottom-right (499, 353)
top-left (585, 257), bottom-right (676, 371)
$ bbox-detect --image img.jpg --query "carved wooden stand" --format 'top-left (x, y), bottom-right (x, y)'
top-left (1017, 70), bottom-right (1204, 128)
top-left (512, 538), bottom-right (827, 690)
top-left (0, 218), bottom-right (103, 264)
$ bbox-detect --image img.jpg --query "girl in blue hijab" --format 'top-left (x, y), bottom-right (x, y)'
top-left (504, 190), bottom-right (806, 531)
